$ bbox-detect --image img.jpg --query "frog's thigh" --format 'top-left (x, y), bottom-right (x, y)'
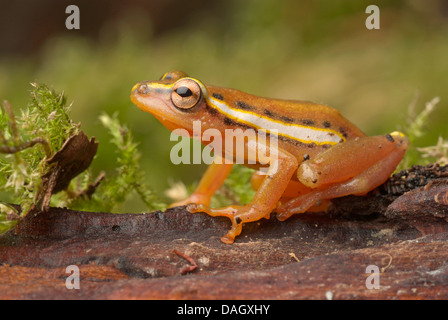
top-left (250, 170), bottom-right (264, 191)
top-left (277, 132), bottom-right (409, 220)
top-left (298, 132), bottom-right (409, 188)
top-left (253, 170), bottom-right (316, 201)
top-left (169, 156), bottom-right (233, 208)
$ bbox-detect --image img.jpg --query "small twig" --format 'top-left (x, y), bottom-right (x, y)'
top-left (0, 128), bottom-right (7, 147)
top-left (69, 171), bottom-right (106, 200)
top-left (289, 252), bottom-right (300, 262)
top-left (363, 252), bottom-right (393, 277)
top-left (173, 249), bottom-right (198, 275)
top-left (0, 202), bottom-right (21, 220)
top-left (0, 137), bottom-right (52, 158)
top-left (39, 166), bottom-right (60, 212)
top-left (3, 100), bottom-right (19, 144)
top-left (417, 136), bottom-right (448, 166)
top-left (372, 253), bottom-right (393, 273)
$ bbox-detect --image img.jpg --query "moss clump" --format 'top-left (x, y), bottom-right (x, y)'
top-left (0, 84), bottom-right (164, 234)
top-left (0, 84), bottom-right (80, 232)
top-left (65, 113), bottom-right (166, 213)
top-left (399, 96), bottom-right (443, 170)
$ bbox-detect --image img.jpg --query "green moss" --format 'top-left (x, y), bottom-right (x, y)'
top-left (0, 84), bottom-right (80, 232)
top-left (67, 113), bottom-right (166, 212)
top-left (398, 96), bottom-right (442, 170)
top-left (0, 85), bottom-right (165, 234)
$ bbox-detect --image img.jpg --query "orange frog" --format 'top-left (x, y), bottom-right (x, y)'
top-left (131, 71), bottom-right (409, 244)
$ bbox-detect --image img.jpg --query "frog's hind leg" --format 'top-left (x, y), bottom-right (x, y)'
top-left (251, 170), bottom-right (312, 198)
top-left (276, 132), bottom-right (409, 221)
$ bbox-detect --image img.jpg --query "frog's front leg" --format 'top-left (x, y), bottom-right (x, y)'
top-left (169, 156), bottom-right (233, 208)
top-left (188, 139), bottom-right (298, 244)
top-left (276, 132), bottom-right (409, 220)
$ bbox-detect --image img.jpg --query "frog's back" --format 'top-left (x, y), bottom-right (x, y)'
top-left (205, 86), bottom-right (366, 150)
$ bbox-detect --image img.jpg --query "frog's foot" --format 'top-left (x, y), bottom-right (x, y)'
top-left (168, 194), bottom-right (211, 209)
top-left (187, 204), bottom-right (241, 243)
top-left (276, 193), bottom-right (325, 221)
top-left (187, 204), bottom-right (266, 244)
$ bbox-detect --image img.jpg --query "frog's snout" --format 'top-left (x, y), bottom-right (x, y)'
top-left (132, 83), bottom-right (149, 95)
top-left (131, 83), bottom-right (140, 93)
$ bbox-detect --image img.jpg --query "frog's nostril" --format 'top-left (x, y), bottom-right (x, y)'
top-left (136, 84), bottom-right (149, 95)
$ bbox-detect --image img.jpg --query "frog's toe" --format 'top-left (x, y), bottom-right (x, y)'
top-left (170, 193), bottom-right (212, 209)
top-left (168, 200), bottom-right (188, 208)
top-left (276, 210), bottom-right (293, 221)
top-left (220, 234), bottom-right (235, 244)
top-left (276, 195), bottom-right (315, 220)
top-left (192, 205), bottom-right (238, 219)
top-left (186, 203), bottom-right (208, 213)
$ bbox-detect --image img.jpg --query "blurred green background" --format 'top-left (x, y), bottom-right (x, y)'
top-left (1, 0), bottom-right (447, 211)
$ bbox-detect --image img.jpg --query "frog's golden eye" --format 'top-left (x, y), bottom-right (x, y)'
top-left (171, 79), bottom-right (201, 110)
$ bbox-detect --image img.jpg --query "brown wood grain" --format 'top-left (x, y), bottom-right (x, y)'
top-left (1, 176), bottom-right (447, 299)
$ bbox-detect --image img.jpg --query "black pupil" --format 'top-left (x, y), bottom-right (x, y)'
top-left (176, 87), bottom-right (193, 97)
